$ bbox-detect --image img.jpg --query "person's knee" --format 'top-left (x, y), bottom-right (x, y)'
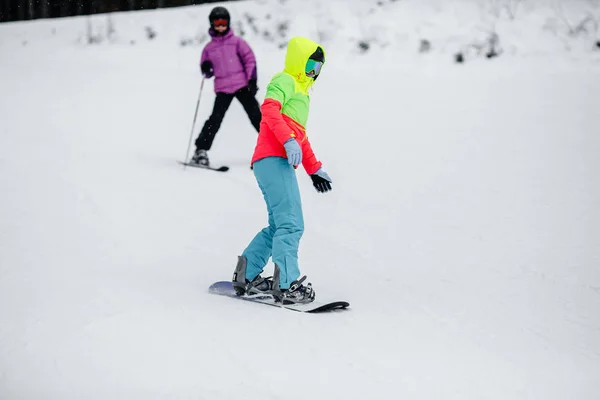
top-left (209, 113), bottom-right (225, 123)
top-left (262, 225), bottom-right (276, 238)
top-left (276, 223), bottom-right (303, 238)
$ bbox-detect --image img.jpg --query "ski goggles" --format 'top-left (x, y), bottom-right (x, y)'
top-left (212, 19), bottom-right (228, 27)
top-left (305, 59), bottom-right (323, 78)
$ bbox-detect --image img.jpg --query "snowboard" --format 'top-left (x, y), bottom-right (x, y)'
top-left (178, 160), bottom-right (229, 172)
top-left (208, 281), bottom-right (349, 313)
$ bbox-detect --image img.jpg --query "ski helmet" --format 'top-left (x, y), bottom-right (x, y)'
top-left (209, 6), bottom-right (230, 26)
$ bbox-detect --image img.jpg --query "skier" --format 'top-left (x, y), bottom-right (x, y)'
top-left (191, 6), bottom-right (261, 167)
top-left (231, 36), bottom-right (332, 304)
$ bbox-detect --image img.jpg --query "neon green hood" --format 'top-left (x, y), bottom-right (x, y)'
top-left (262, 37), bottom-right (326, 127)
top-left (283, 36), bottom-right (325, 93)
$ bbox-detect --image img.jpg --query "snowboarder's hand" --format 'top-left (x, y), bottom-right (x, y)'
top-left (200, 61), bottom-right (214, 78)
top-left (310, 168), bottom-right (332, 193)
top-left (247, 79), bottom-right (258, 96)
top-left (283, 138), bottom-right (302, 166)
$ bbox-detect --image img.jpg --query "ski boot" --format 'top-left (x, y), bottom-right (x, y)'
top-left (272, 265), bottom-right (315, 304)
top-left (191, 149), bottom-right (209, 166)
top-left (232, 255), bottom-right (273, 296)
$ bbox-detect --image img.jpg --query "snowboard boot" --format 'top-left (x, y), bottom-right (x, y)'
top-left (272, 264), bottom-right (315, 304)
top-left (191, 149), bottom-right (209, 166)
top-left (232, 255), bottom-right (273, 296)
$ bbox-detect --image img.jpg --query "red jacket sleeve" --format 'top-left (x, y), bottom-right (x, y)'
top-left (301, 136), bottom-right (322, 175)
top-left (260, 98), bottom-right (295, 145)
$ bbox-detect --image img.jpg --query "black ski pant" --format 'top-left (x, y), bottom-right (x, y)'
top-left (194, 88), bottom-right (261, 151)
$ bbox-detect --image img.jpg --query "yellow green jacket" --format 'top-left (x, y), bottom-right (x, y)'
top-left (251, 37), bottom-right (325, 175)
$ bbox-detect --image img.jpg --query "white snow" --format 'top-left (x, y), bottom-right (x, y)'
top-left (1, 0), bottom-right (599, 399)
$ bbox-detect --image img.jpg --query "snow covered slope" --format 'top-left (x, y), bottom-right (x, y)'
top-left (1, 0), bottom-right (599, 399)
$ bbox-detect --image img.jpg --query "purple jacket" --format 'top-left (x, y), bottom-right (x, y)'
top-left (200, 29), bottom-right (257, 94)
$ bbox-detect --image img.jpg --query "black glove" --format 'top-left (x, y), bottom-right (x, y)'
top-left (200, 61), bottom-right (213, 78)
top-left (247, 79), bottom-right (258, 96)
top-left (310, 169), bottom-right (332, 193)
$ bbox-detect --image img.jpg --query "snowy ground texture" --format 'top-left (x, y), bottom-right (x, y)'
top-left (1, 0), bottom-right (600, 399)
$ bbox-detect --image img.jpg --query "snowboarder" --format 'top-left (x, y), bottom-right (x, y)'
top-left (191, 6), bottom-right (261, 167)
top-left (232, 36), bottom-right (332, 304)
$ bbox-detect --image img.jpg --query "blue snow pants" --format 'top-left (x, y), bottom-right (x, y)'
top-left (242, 157), bottom-right (304, 289)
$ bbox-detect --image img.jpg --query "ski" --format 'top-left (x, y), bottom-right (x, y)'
top-left (178, 160), bottom-right (229, 172)
top-left (208, 281), bottom-right (350, 313)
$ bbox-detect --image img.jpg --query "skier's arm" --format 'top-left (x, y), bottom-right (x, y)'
top-left (303, 137), bottom-right (331, 193)
top-left (200, 46), bottom-right (213, 78)
top-left (237, 38), bottom-right (257, 82)
top-left (261, 74), bottom-right (295, 144)
top-left (301, 136), bottom-right (322, 175)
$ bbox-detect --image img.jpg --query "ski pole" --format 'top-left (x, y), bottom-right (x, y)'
top-left (183, 77), bottom-right (205, 168)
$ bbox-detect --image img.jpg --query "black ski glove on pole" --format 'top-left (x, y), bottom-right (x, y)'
top-left (201, 61), bottom-right (213, 78)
